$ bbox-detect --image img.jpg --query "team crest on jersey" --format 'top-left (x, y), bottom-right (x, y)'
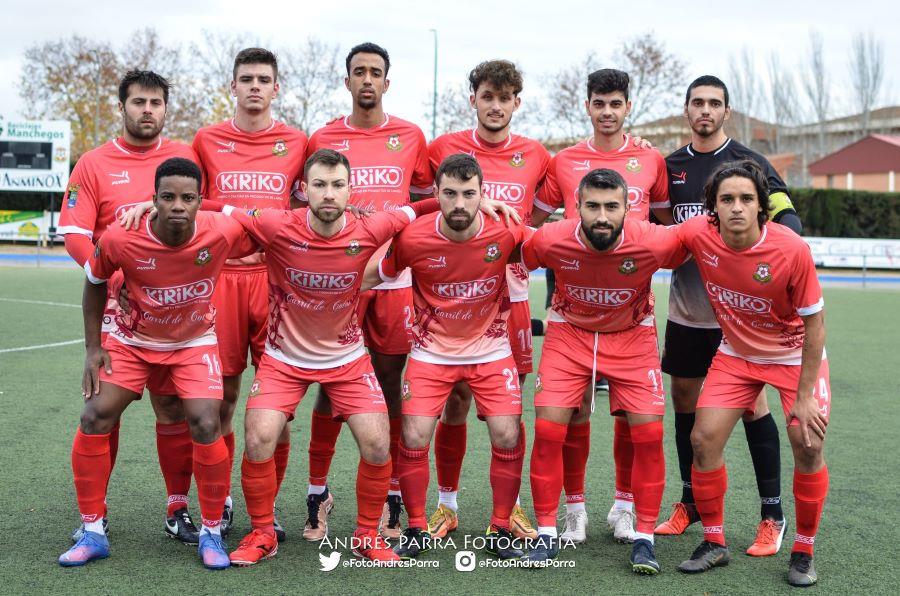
top-left (249, 380), bottom-right (261, 398)
top-left (753, 262), bottom-right (773, 283)
top-left (272, 139), bottom-right (288, 157)
top-left (509, 152), bottom-right (525, 168)
top-left (386, 134), bottom-right (402, 151)
top-left (401, 380), bottom-right (412, 401)
top-left (618, 257), bottom-right (637, 275)
top-left (626, 157), bottom-right (642, 173)
top-left (534, 374), bottom-right (543, 393)
top-left (195, 248), bottom-right (212, 266)
top-left (484, 242), bottom-right (502, 263)
top-left (66, 184), bottom-right (80, 208)
top-left (345, 240), bottom-right (362, 256)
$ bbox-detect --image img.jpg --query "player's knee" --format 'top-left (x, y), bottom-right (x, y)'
top-left (792, 439), bottom-right (824, 469)
top-left (244, 428), bottom-right (277, 460)
top-left (360, 437), bottom-right (390, 464)
top-left (689, 426), bottom-right (718, 464)
top-left (79, 406), bottom-right (116, 435)
top-left (490, 426), bottom-right (519, 450)
top-left (187, 413), bottom-right (221, 444)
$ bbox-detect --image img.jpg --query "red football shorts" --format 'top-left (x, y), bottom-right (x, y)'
top-left (699, 352), bottom-right (832, 426)
top-left (357, 287), bottom-right (413, 355)
top-left (401, 356), bottom-right (523, 419)
top-left (535, 321), bottom-right (666, 416)
top-left (212, 267), bottom-right (268, 377)
top-left (100, 339), bottom-right (224, 400)
top-left (246, 353), bottom-right (388, 421)
top-left (507, 300), bottom-right (533, 374)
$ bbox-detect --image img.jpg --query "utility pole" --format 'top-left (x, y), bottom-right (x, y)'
top-left (430, 28), bottom-right (438, 139)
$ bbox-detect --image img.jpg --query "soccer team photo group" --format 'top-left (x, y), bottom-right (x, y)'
top-left (1, 5), bottom-right (898, 594)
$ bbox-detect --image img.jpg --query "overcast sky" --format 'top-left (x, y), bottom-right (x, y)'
top-left (2, 0), bottom-right (897, 134)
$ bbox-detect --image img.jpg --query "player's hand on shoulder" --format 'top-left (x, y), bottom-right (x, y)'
top-left (82, 345), bottom-right (112, 400)
top-left (326, 114), bottom-right (345, 125)
top-left (119, 201), bottom-right (156, 230)
top-left (347, 204), bottom-right (373, 218)
top-left (118, 286), bottom-right (132, 315)
top-left (479, 197), bottom-right (521, 227)
top-left (630, 135), bottom-right (654, 150)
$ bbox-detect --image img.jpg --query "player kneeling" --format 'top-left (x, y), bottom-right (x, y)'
top-left (674, 161), bottom-right (830, 587)
top-left (59, 158), bottom-right (257, 569)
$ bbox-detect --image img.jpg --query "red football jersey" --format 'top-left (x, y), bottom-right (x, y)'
top-left (678, 218), bottom-right (824, 365)
top-left (535, 134), bottom-right (669, 221)
top-left (380, 212), bottom-right (527, 365)
top-left (85, 213), bottom-right (255, 349)
top-left (192, 119), bottom-right (307, 210)
top-left (59, 138), bottom-right (198, 240)
top-left (522, 218), bottom-right (686, 333)
top-left (428, 129), bottom-right (551, 303)
top-left (231, 206), bottom-right (420, 369)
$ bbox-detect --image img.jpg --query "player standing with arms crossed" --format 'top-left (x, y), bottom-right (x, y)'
top-left (300, 42), bottom-right (433, 541)
top-left (58, 71), bottom-right (203, 545)
top-left (192, 48), bottom-right (308, 538)
top-left (674, 161), bottom-right (828, 588)
top-left (425, 59), bottom-right (548, 541)
top-left (657, 76), bottom-right (802, 559)
top-left (531, 69), bottom-right (672, 544)
top-left (59, 158), bottom-right (257, 569)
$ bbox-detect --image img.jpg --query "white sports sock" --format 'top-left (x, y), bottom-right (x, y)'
top-left (566, 502), bottom-right (586, 514)
top-left (388, 489), bottom-right (402, 497)
top-left (538, 526), bottom-right (558, 538)
top-left (84, 520), bottom-right (104, 534)
top-left (438, 490), bottom-right (458, 511)
top-left (613, 499), bottom-right (634, 511)
top-left (634, 531), bottom-right (653, 544)
top-left (308, 484), bottom-right (327, 496)
top-left (224, 495), bottom-right (233, 508)
top-left (203, 524), bottom-right (221, 536)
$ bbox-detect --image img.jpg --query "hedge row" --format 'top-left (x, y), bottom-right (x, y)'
top-left (2, 187), bottom-right (899, 238)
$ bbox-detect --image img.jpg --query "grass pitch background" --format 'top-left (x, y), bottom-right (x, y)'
top-left (0, 266), bottom-right (897, 595)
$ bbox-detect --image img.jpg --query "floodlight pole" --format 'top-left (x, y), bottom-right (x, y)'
top-left (430, 28), bottom-right (438, 139)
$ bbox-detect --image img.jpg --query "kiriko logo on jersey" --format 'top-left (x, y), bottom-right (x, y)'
top-left (482, 181), bottom-right (526, 205)
top-left (350, 166), bottom-right (403, 190)
top-left (215, 171), bottom-right (287, 195)
top-left (142, 279), bottom-right (215, 306)
top-left (565, 286), bottom-right (637, 307)
top-left (705, 282), bottom-right (773, 314)
top-left (286, 269), bottom-right (358, 292)
top-left (433, 276), bottom-right (500, 300)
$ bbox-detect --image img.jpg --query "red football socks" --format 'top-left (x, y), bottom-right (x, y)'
top-left (530, 418), bottom-right (568, 527)
top-left (435, 421), bottom-right (467, 493)
top-left (71, 428), bottom-right (111, 523)
top-left (692, 464), bottom-right (728, 546)
top-left (489, 442), bottom-right (524, 530)
top-left (793, 465), bottom-right (829, 555)
top-left (357, 458), bottom-right (391, 530)
top-left (613, 417), bottom-right (634, 504)
top-left (241, 454), bottom-right (276, 534)
top-left (563, 421), bottom-right (590, 505)
top-left (629, 420), bottom-right (665, 535)
top-left (223, 431), bottom-right (235, 467)
top-left (397, 440), bottom-right (430, 529)
top-left (388, 416), bottom-right (402, 493)
top-left (274, 440), bottom-right (290, 493)
top-left (193, 438), bottom-right (231, 529)
top-left (308, 410), bottom-right (342, 486)
top-left (156, 421), bottom-right (193, 516)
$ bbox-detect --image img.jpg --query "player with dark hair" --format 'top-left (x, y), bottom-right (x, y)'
top-left (530, 68), bottom-right (672, 545)
top-left (425, 58), bottom-right (548, 541)
top-left (192, 47), bottom-right (308, 539)
top-left (522, 168), bottom-right (686, 573)
top-left (300, 41), bottom-right (433, 541)
top-left (674, 160), bottom-right (828, 588)
top-left (58, 70), bottom-right (203, 546)
top-left (59, 157), bottom-right (258, 569)
top-left (656, 76), bottom-right (802, 560)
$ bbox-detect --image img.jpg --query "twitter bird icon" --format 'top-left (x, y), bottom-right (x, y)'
top-left (319, 551), bottom-right (342, 572)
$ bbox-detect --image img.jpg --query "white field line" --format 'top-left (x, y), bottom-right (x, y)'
top-left (0, 339), bottom-right (82, 354)
top-left (0, 297), bottom-right (80, 309)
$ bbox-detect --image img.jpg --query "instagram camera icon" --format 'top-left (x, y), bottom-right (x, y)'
top-left (455, 550), bottom-right (477, 572)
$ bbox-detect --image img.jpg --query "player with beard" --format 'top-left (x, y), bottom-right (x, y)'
top-left (192, 48), bottom-right (308, 539)
top-left (530, 69), bottom-right (672, 545)
top-left (656, 76), bottom-right (802, 559)
top-left (521, 169), bottom-right (686, 573)
top-left (300, 42), bottom-right (433, 541)
top-left (58, 70), bottom-right (202, 546)
top-left (425, 59), bottom-right (548, 541)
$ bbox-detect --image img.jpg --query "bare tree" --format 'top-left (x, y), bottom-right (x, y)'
top-left (728, 47), bottom-right (763, 148)
top-left (540, 52), bottom-right (599, 143)
top-left (278, 38), bottom-right (344, 135)
top-left (616, 32), bottom-right (686, 124)
top-left (849, 31), bottom-right (885, 136)
top-left (802, 29), bottom-right (831, 157)
top-left (766, 51), bottom-right (801, 153)
top-left (19, 36), bottom-right (121, 158)
top-left (424, 83), bottom-right (474, 136)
